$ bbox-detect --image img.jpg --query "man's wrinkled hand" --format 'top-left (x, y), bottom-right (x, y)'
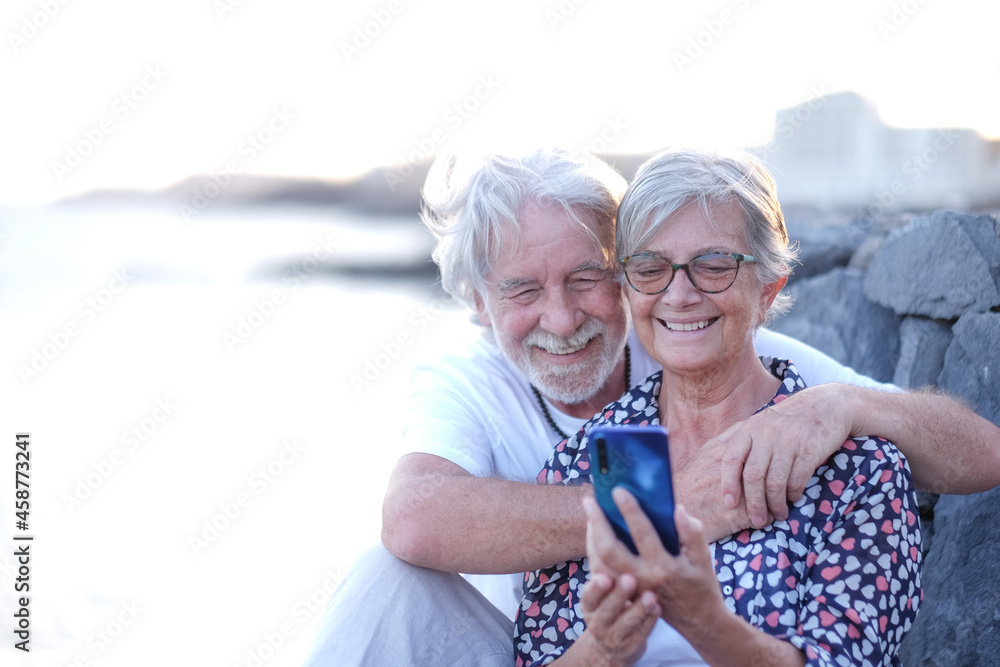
top-left (672, 442), bottom-right (770, 542)
top-left (711, 384), bottom-right (853, 529)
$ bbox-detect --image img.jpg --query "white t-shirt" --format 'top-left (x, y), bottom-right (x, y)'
top-left (401, 325), bottom-right (898, 619)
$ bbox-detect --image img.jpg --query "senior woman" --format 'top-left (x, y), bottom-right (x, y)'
top-left (514, 149), bottom-right (922, 666)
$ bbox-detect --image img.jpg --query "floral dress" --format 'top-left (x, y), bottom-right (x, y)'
top-left (515, 359), bottom-right (922, 667)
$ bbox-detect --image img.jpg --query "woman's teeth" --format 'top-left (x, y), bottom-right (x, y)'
top-left (663, 319), bottom-right (711, 332)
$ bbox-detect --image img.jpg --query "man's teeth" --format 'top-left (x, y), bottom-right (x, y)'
top-left (664, 320), bottom-right (711, 332)
top-left (543, 341), bottom-right (588, 354)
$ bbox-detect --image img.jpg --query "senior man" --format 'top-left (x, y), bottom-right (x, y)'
top-left (304, 149), bottom-right (1000, 666)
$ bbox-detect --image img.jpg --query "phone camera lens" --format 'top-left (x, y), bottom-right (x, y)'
top-left (596, 436), bottom-right (609, 474)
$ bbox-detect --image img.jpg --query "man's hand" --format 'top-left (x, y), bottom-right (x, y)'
top-left (712, 384), bottom-right (852, 529)
top-left (713, 381), bottom-right (1000, 528)
top-left (672, 442), bottom-right (773, 542)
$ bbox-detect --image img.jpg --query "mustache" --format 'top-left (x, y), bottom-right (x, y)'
top-left (523, 318), bottom-right (607, 353)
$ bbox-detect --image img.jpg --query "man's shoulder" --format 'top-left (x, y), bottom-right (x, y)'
top-left (403, 320), bottom-right (550, 479)
top-left (411, 322), bottom-right (515, 383)
top-left (754, 328), bottom-right (901, 392)
top-left (406, 322), bottom-right (538, 430)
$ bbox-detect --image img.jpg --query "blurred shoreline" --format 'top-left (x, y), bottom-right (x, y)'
top-left (50, 91), bottom-right (1000, 219)
top-left (2, 202), bottom-right (469, 667)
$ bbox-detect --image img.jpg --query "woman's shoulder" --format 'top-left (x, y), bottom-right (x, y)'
top-left (614, 370), bottom-right (664, 418)
top-left (759, 357), bottom-right (913, 487)
top-left (825, 434), bottom-right (913, 494)
top-left (759, 356), bottom-right (808, 401)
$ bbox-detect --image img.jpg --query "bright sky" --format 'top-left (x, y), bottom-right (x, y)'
top-left (3, 0), bottom-right (999, 205)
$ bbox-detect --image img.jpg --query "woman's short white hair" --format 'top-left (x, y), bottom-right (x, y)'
top-left (420, 148), bottom-right (627, 310)
top-left (617, 148), bottom-right (797, 322)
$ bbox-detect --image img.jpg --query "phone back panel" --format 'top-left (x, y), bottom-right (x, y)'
top-left (590, 425), bottom-right (680, 555)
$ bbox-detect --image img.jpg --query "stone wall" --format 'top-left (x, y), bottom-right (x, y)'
top-left (771, 210), bottom-right (1000, 665)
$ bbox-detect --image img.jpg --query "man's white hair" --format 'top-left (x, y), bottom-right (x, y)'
top-left (420, 148), bottom-right (627, 311)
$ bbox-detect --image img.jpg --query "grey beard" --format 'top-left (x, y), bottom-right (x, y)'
top-left (526, 337), bottom-right (625, 405)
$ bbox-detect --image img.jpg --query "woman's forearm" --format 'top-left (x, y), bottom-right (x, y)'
top-left (682, 610), bottom-right (805, 667)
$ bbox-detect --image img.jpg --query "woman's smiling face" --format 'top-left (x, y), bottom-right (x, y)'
top-left (627, 199), bottom-right (784, 378)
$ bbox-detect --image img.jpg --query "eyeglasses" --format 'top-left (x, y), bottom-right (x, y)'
top-left (619, 252), bottom-right (757, 295)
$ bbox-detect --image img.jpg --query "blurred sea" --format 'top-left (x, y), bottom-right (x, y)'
top-left (0, 202), bottom-right (471, 666)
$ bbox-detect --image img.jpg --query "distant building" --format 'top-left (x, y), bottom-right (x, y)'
top-left (754, 91), bottom-right (1000, 213)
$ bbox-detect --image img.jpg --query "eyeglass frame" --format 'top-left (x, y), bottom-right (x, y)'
top-left (618, 251), bottom-right (757, 295)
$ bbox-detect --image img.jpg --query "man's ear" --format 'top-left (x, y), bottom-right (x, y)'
top-left (473, 291), bottom-right (492, 328)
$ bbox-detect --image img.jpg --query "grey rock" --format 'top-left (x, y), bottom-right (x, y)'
top-left (892, 317), bottom-right (953, 389)
top-left (864, 211), bottom-right (1000, 318)
top-left (936, 311), bottom-right (1000, 427)
top-left (785, 220), bottom-right (866, 283)
top-left (899, 486), bottom-right (1000, 665)
top-left (771, 268), bottom-right (901, 382)
top-left (914, 490), bottom-right (939, 555)
top-left (768, 213), bottom-right (1000, 667)
top-left (852, 210), bottom-right (915, 234)
top-left (848, 232), bottom-right (886, 271)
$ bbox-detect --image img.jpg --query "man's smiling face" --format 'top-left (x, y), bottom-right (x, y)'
top-left (475, 200), bottom-right (629, 405)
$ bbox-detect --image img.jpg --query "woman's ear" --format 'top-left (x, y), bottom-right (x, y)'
top-left (758, 275), bottom-right (787, 315)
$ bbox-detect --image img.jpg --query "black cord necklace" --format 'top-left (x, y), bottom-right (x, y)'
top-left (531, 345), bottom-right (631, 441)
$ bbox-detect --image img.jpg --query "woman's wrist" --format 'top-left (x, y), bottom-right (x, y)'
top-left (680, 606), bottom-right (805, 667)
top-left (667, 594), bottom-right (733, 649)
top-left (560, 631), bottom-right (632, 667)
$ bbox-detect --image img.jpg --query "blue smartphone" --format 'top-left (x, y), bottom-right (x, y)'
top-left (590, 425), bottom-right (680, 556)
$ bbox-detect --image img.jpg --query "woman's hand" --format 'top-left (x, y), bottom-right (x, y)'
top-left (583, 491), bottom-right (728, 638)
top-left (572, 571), bottom-right (661, 667)
top-left (584, 491), bottom-right (807, 666)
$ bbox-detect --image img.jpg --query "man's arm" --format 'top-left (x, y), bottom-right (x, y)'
top-left (381, 452), bottom-right (590, 574)
top-left (717, 383), bottom-right (1000, 528)
top-left (843, 385), bottom-right (1000, 494)
top-left (381, 451), bottom-right (760, 575)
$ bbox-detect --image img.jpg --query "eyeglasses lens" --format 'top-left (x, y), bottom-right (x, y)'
top-left (626, 254), bottom-right (740, 294)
